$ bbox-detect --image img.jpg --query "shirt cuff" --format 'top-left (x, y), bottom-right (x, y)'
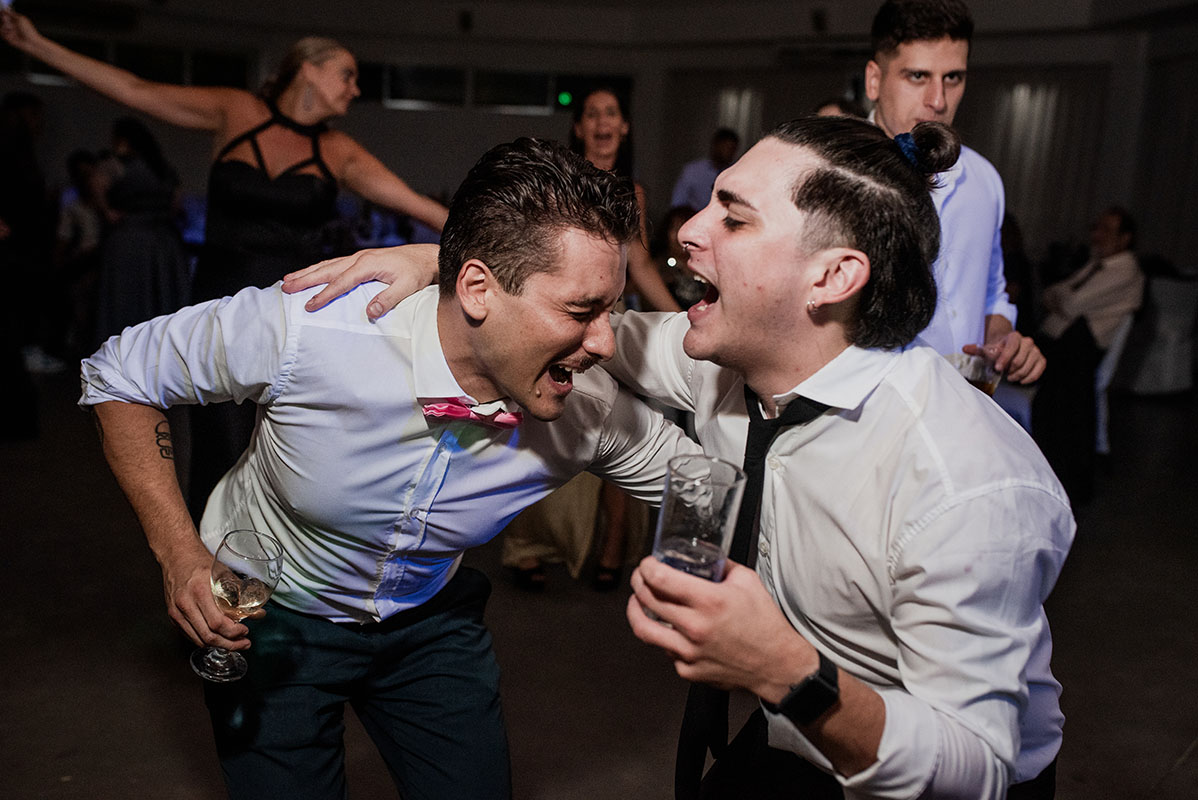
top-left (764, 688), bottom-right (1009, 800)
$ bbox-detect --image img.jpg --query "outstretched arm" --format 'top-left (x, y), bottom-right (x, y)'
top-left (336, 139), bottom-right (449, 233)
top-left (2, 9), bottom-right (238, 131)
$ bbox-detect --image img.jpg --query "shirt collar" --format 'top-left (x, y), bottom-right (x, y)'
top-left (771, 345), bottom-right (900, 414)
top-left (409, 286), bottom-right (522, 415)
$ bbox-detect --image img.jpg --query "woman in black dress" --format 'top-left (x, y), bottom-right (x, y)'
top-left (3, 10), bottom-right (449, 516)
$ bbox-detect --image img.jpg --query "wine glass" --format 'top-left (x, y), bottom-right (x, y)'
top-left (190, 529), bottom-right (284, 683)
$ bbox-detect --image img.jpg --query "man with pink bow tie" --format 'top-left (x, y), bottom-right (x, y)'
top-left (79, 137), bottom-right (697, 800)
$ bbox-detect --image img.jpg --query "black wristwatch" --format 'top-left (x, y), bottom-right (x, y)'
top-left (762, 650), bottom-right (839, 726)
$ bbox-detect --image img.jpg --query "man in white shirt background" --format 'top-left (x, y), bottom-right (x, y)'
top-left (1033, 206), bottom-right (1144, 504)
top-left (865, 0), bottom-right (1046, 385)
top-left (79, 137), bottom-right (698, 800)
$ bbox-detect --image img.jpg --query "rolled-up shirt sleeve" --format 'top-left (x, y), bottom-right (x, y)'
top-left (766, 483), bottom-right (1071, 799)
top-left (80, 284), bottom-right (295, 411)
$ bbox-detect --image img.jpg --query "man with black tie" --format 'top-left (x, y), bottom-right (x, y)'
top-left (615, 118), bottom-right (1071, 799)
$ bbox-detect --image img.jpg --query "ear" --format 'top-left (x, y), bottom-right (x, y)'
top-left (810, 248), bottom-right (870, 307)
top-left (864, 59), bottom-right (882, 102)
top-left (456, 259), bottom-right (496, 323)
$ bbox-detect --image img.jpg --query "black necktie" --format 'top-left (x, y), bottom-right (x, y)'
top-left (674, 385), bottom-right (829, 800)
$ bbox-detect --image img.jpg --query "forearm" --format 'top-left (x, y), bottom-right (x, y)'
top-left (756, 638), bottom-right (886, 777)
top-left (92, 401), bottom-right (207, 570)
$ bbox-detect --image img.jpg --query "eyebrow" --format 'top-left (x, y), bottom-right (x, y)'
top-left (716, 188), bottom-right (756, 211)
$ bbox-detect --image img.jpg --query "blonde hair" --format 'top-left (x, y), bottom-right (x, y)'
top-left (258, 37), bottom-right (350, 103)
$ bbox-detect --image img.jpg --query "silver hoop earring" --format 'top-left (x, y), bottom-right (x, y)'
top-left (807, 299), bottom-right (820, 314)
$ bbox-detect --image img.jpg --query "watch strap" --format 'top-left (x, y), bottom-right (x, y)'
top-left (762, 650), bottom-right (839, 726)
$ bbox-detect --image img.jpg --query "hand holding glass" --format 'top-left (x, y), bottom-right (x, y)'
top-left (190, 529), bottom-right (284, 683)
top-left (947, 349), bottom-right (1003, 396)
top-left (652, 455), bottom-right (747, 582)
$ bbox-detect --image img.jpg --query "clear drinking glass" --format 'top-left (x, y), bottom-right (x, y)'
top-left (189, 529), bottom-right (284, 683)
top-left (652, 454), bottom-right (747, 582)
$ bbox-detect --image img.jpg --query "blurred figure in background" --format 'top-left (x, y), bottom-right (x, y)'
top-left (651, 205), bottom-right (705, 310)
top-left (0, 90), bottom-right (52, 440)
top-left (93, 117), bottom-right (190, 345)
top-left (1033, 206), bottom-right (1144, 505)
top-left (54, 149), bottom-right (110, 356)
top-left (670, 127), bottom-right (740, 213)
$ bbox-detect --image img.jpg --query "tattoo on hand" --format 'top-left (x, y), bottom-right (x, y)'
top-left (155, 420), bottom-right (173, 460)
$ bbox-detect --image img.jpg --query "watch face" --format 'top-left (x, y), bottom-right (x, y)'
top-left (776, 652), bottom-right (839, 726)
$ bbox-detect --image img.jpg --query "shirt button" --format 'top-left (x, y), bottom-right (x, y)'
top-left (767, 456), bottom-right (781, 470)
top-left (758, 538), bottom-right (770, 556)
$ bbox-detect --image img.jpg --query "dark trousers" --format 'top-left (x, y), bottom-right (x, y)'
top-left (1032, 319), bottom-right (1103, 506)
top-left (204, 567), bottom-right (512, 800)
top-left (698, 710), bottom-right (1056, 799)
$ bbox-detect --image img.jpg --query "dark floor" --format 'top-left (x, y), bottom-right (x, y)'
top-left (2, 371), bottom-right (1196, 799)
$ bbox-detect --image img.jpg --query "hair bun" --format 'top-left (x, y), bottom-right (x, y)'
top-left (908, 121), bottom-right (962, 177)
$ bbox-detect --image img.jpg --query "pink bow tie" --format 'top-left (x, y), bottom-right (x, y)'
top-left (422, 400), bottom-right (523, 429)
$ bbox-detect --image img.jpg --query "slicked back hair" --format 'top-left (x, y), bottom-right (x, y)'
top-left (438, 137), bottom-right (641, 297)
top-left (768, 115), bottom-right (960, 349)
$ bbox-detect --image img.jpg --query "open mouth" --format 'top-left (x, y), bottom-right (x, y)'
top-left (692, 282), bottom-right (720, 311)
top-left (548, 363), bottom-right (577, 388)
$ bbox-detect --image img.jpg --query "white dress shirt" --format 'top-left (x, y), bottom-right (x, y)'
top-left (1040, 249), bottom-right (1144, 349)
top-left (80, 284), bottom-right (697, 623)
top-left (607, 310), bottom-right (1074, 798)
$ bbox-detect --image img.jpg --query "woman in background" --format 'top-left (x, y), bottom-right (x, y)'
top-left (3, 9), bottom-right (448, 516)
top-left (93, 117), bottom-right (189, 344)
top-left (500, 88), bottom-right (677, 591)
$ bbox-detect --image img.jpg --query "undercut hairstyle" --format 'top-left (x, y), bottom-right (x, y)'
top-left (259, 37), bottom-right (349, 103)
top-left (870, 0), bottom-right (974, 57)
top-left (438, 137), bottom-right (641, 296)
top-left (769, 116), bottom-right (960, 349)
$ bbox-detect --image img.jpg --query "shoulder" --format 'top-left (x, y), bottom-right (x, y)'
top-left (883, 346), bottom-right (1064, 496)
top-left (958, 145), bottom-right (1003, 191)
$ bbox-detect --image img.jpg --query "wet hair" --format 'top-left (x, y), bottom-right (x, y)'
top-left (112, 116), bottom-right (174, 184)
top-left (258, 37), bottom-right (350, 104)
top-left (438, 137), bottom-right (641, 297)
top-left (767, 116), bottom-right (960, 349)
top-left (871, 0), bottom-right (974, 57)
top-left (568, 87), bottom-right (635, 178)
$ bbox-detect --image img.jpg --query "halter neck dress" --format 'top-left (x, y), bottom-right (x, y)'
top-left (188, 102), bottom-right (339, 520)
top-left (191, 101), bottom-right (338, 302)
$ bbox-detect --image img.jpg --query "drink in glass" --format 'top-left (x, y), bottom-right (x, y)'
top-left (652, 454), bottom-right (747, 583)
top-left (190, 529), bottom-right (284, 682)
